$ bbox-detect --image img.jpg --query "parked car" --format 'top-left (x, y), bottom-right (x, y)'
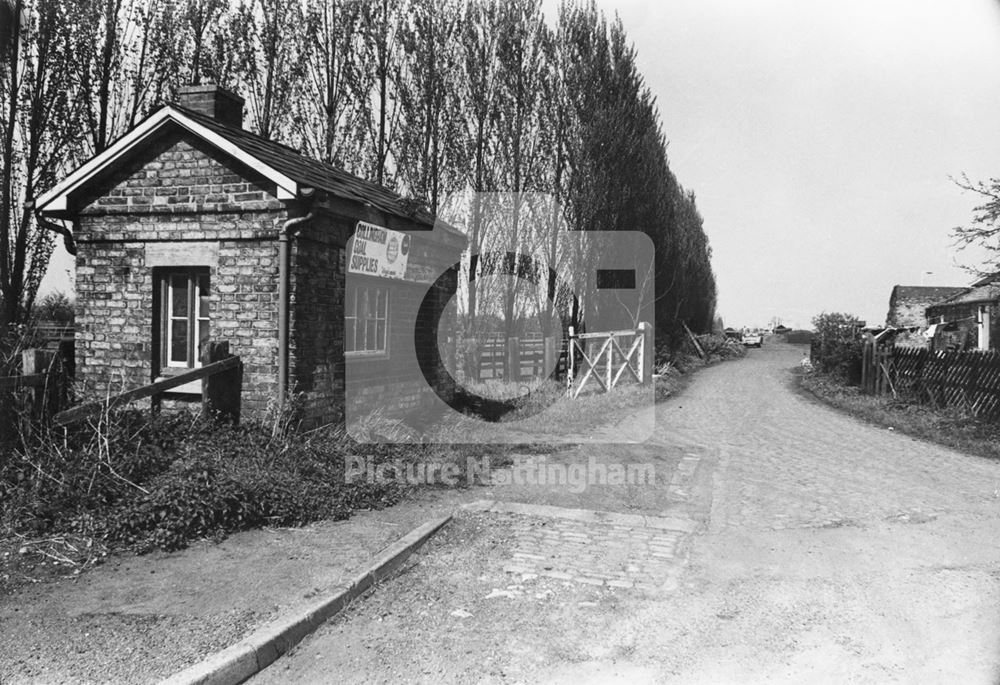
top-left (743, 331), bottom-right (763, 348)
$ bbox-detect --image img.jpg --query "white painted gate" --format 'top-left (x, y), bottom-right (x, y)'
top-left (567, 324), bottom-right (648, 398)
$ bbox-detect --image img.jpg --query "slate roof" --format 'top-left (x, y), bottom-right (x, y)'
top-left (928, 283), bottom-right (1000, 310)
top-left (890, 285), bottom-right (966, 303)
top-left (170, 104), bottom-right (458, 236)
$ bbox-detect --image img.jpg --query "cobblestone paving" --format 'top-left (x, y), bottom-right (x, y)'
top-left (502, 514), bottom-right (687, 591)
top-left (483, 502), bottom-right (698, 593)
top-left (656, 347), bottom-right (1000, 533)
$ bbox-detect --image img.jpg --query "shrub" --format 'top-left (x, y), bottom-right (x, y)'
top-left (32, 291), bottom-right (74, 326)
top-left (1, 411), bottom-right (408, 553)
top-left (697, 333), bottom-right (747, 362)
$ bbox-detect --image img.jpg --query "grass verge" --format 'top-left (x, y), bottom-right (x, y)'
top-left (798, 369), bottom-right (1000, 461)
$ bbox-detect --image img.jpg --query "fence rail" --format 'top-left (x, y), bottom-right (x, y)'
top-left (0, 373), bottom-right (48, 390)
top-left (52, 341), bottom-right (242, 427)
top-left (53, 356), bottom-right (241, 427)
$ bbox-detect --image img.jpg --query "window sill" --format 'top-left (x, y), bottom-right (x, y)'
top-left (344, 351), bottom-right (389, 361)
top-left (156, 369), bottom-right (202, 395)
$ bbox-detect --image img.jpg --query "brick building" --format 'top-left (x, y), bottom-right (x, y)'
top-left (885, 285), bottom-right (965, 329)
top-left (35, 85), bottom-right (466, 427)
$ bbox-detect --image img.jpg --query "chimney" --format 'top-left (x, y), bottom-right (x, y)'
top-left (176, 84), bottom-right (244, 128)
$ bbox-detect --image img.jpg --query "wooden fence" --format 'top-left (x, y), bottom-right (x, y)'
top-left (0, 347), bottom-right (72, 440)
top-left (862, 342), bottom-right (1000, 417)
top-left (1, 340), bottom-right (242, 440)
top-left (474, 333), bottom-right (568, 382)
top-left (53, 341), bottom-right (243, 427)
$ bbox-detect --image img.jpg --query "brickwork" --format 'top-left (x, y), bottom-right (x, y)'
top-left (78, 133), bottom-right (283, 223)
top-left (73, 242), bottom-right (151, 395)
top-left (74, 129), bottom-right (284, 418)
top-left (289, 221), bottom-right (346, 428)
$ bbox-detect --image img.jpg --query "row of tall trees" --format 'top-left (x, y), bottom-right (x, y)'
top-left (0, 0), bottom-right (716, 345)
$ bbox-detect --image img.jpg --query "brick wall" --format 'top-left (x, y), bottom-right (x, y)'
top-left (888, 300), bottom-right (930, 328)
top-left (74, 130), bottom-right (285, 419)
top-left (289, 215), bottom-right (347, 428)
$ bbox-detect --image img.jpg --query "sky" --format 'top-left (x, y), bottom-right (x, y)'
top-left (600, 0), bottom-right (1000, 329)
top-left (39, 0), bottom-right (1000, 331)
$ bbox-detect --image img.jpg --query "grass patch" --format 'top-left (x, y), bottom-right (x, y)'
top-left (798, 369), bottom-right (1000, 461)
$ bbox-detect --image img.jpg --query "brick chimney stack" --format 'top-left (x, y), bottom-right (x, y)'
top-left (176, 84), bottom-right (244, 128)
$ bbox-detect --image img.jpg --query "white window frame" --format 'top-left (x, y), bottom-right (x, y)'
top-left (345, 285), bottom-right (389, 356)
top-left (159, 270), bottom-right (210, 372)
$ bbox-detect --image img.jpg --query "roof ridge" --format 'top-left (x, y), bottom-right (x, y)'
top-left (168, 103), bottom-right (304, 155)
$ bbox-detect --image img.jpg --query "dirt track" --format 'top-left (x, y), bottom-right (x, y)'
top-left (260, 342), bottom-right (1000, 684)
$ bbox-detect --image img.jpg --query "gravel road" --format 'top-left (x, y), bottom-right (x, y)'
top-left (257, 342), bottom-right (1000, 683)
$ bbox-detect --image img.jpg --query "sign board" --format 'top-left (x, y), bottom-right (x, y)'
top-left (348, 221), bottom-right (411, 280)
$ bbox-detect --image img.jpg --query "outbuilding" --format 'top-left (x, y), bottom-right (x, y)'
top-left (925, 274), bottom-right (1000, 353)
top-left (35, 85), bottom-right (466, 428)
top-left (885, 285), bottom-right (965, 329)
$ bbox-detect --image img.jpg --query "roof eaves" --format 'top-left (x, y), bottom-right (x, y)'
top-left (36, 106), bottom-right (299, 213)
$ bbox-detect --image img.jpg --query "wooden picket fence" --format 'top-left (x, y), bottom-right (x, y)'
top-left (862, 342), bottom-right (1000, 418)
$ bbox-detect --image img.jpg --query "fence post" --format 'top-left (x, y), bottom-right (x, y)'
top-left (876, 343), bottom-right (884, 396)
top-left (861, 341), bottom-right (869, 393)
top-left (22, 348), bottom-right (57, 424)
top-left (639, 322), bottom-right (653, 384)
top-left (606, 333), bottom-right (614, 391)
top-left (506, 336), bottom-right (520, 382)
top-left (462, 336), bottom-right (479, 383)
top-left (543, 335), bottom-right (556, 380)
top-left (567, 326), bottom-right (576, 391)
top-left (202, 341), bottom-right (242, 424)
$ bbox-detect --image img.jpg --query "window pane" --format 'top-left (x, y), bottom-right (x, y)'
top-left (171, 275), bottom-right (189, 317)
top-left (346, 319), bottom-right (356, 352)
top-left (198, 274), bottom-right (210, 318)
top-left (365, 320), bottom-right (377, 351)
top-left (359, 289), bottom-right (369, 320)
top-left (376, 320), bottom-right (386, 350)
top-left (346, 287), bottom-right (356, 317)
top-left (199, 319), bottom-right (210, 360)
top-left (171, 320), bottom-right (188, 362)
top-left (378, 290), bottom-right (387, 318)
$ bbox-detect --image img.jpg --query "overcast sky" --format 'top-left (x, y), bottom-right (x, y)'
top-left (41, 0), bottom-right (1000, 330)
top-left (603, 0), bottom-right (1000, 329)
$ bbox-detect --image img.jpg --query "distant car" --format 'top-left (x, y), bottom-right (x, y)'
top-left (742, 331), bottom-right (763, 348)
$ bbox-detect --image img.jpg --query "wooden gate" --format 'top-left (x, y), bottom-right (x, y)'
top-left (567, 325), bottom-right (648, 398)
top-left (861, 339), bottom-right (894, 395)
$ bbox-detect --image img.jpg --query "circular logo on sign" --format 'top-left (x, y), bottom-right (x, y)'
top-left (386, 237), bottom-right (399, 263)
